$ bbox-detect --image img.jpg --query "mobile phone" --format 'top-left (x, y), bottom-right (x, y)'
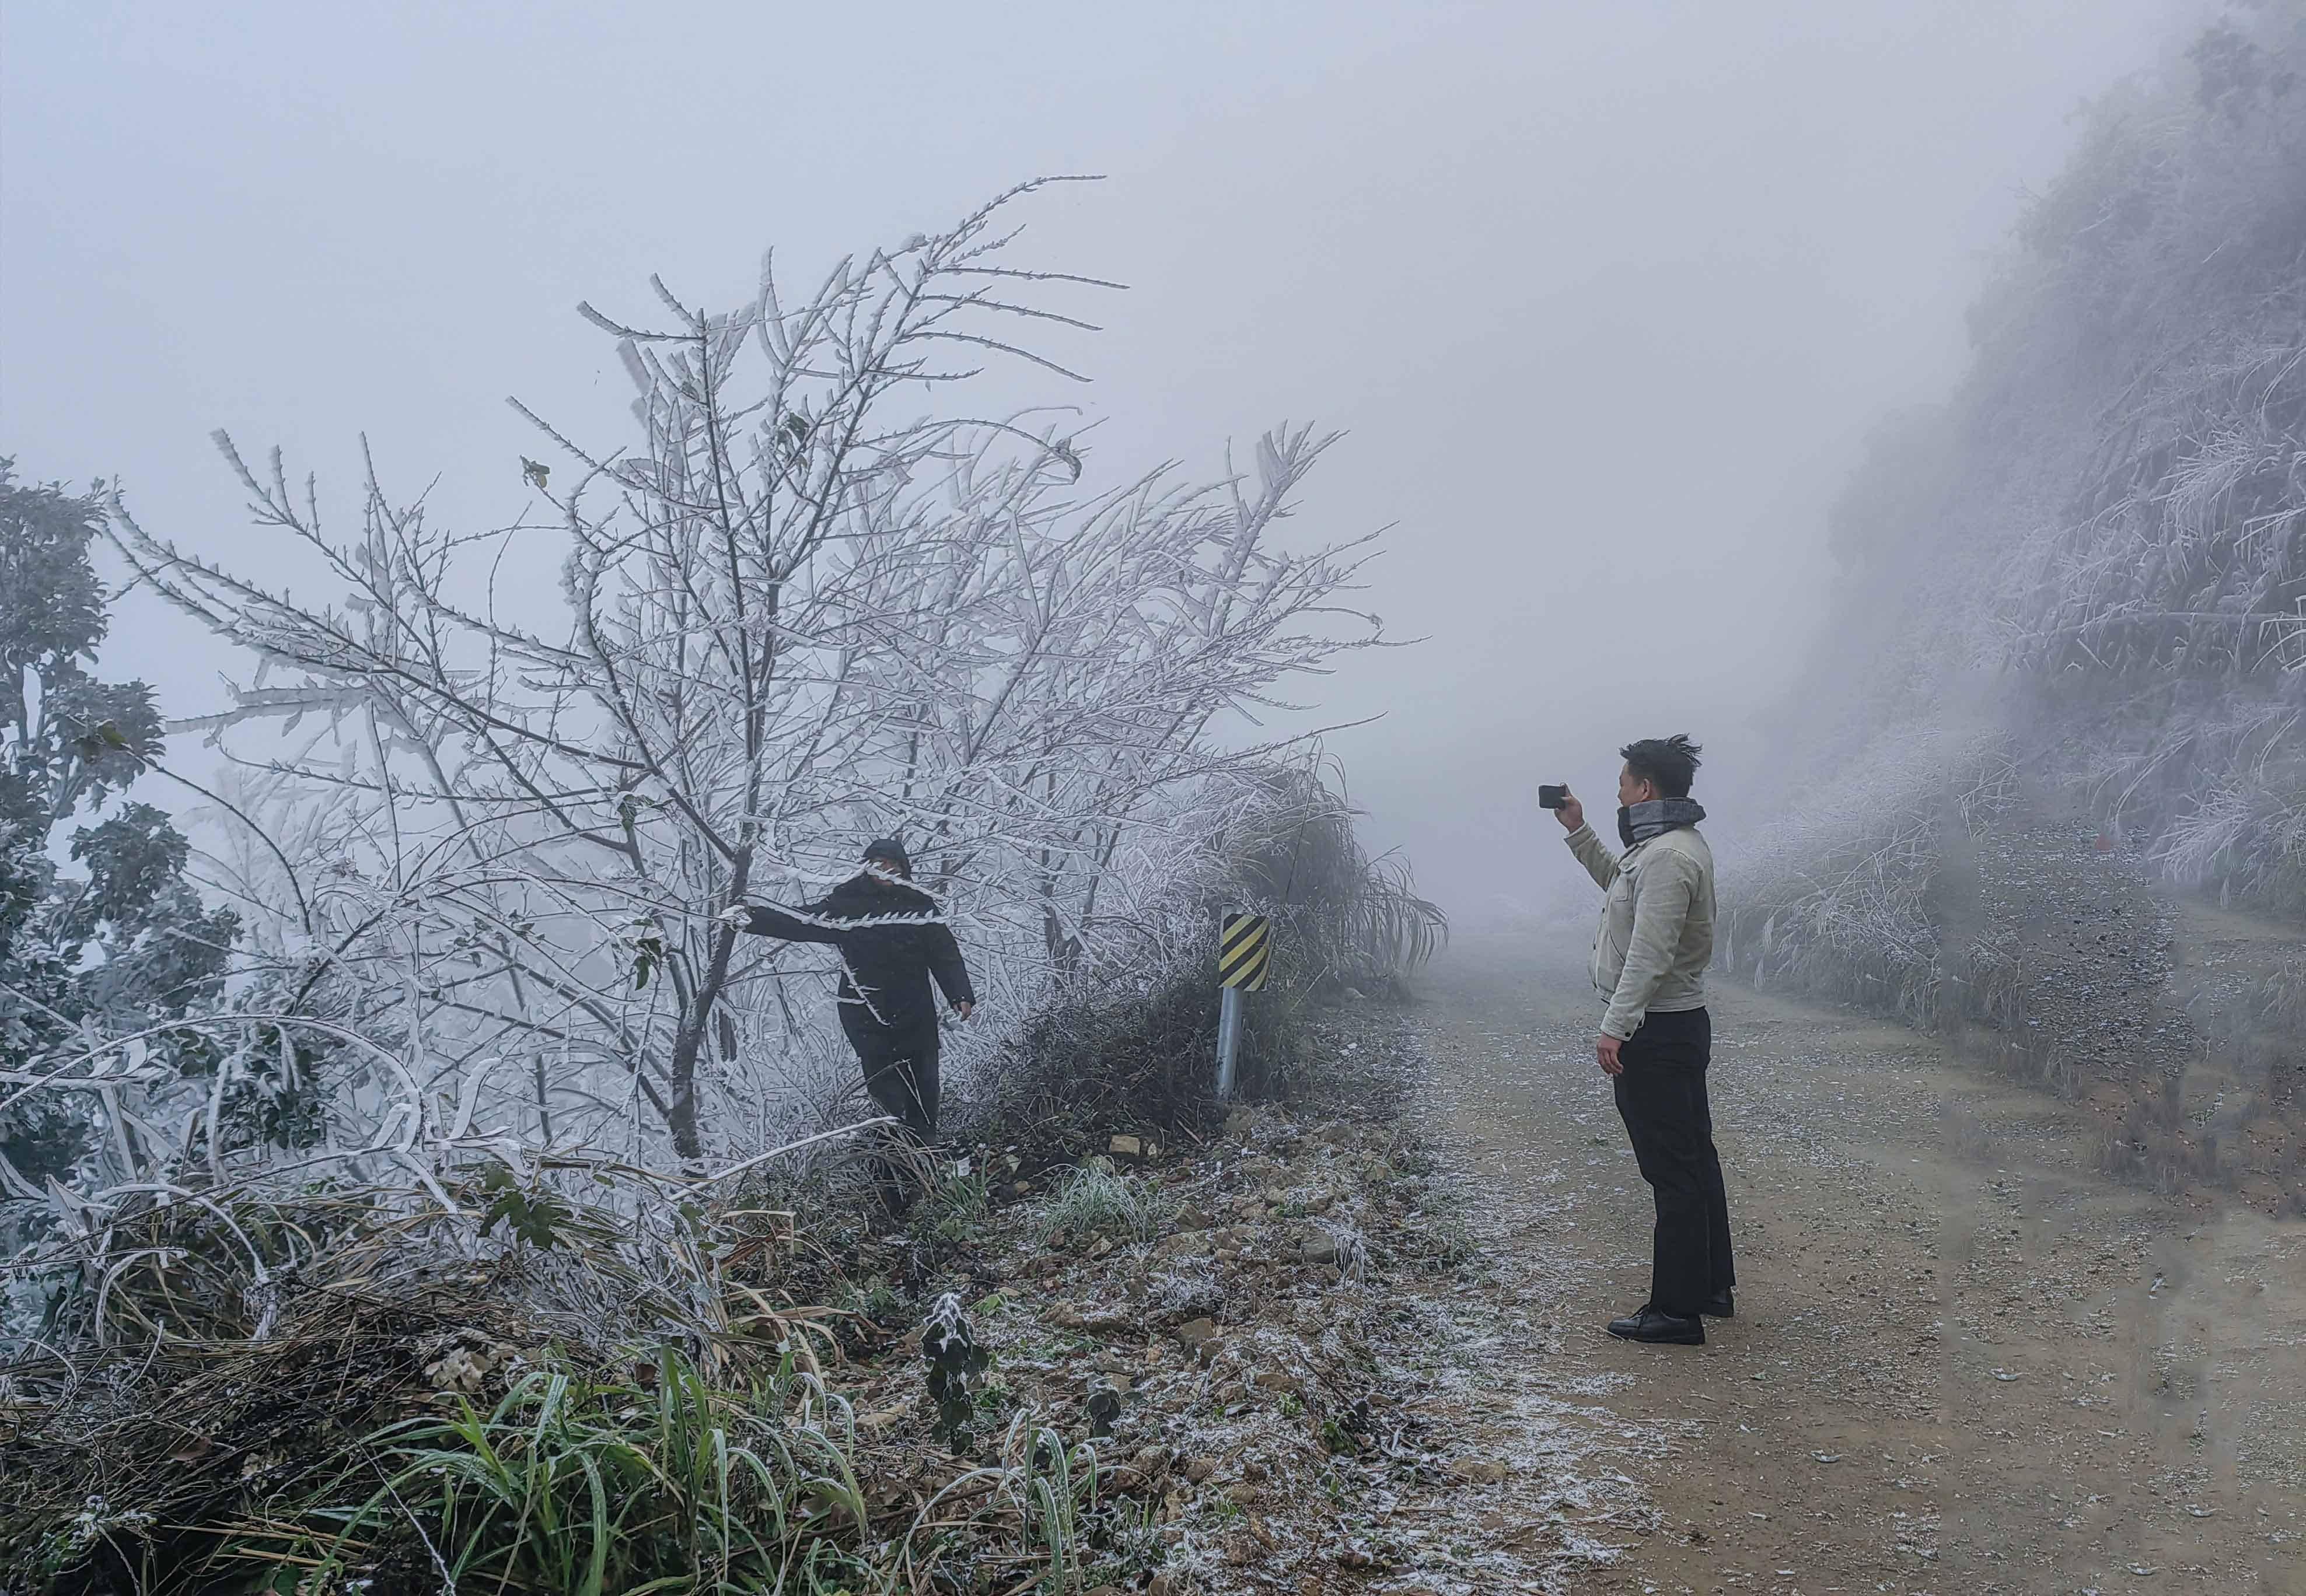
top-left (1538, 784), bottom-right (1568, 810)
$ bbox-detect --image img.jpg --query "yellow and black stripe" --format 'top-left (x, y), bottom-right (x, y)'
top-left (1219, 912), bottom-right (1271, 991)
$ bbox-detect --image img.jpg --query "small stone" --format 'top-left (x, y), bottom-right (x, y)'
top-left (1301, 1233), bottom-right (1339, 1266)
top-left (1173, 1317), bottom-right (1219, 1349)
top-left (1088, 1236), bottom-right (1114, 1259)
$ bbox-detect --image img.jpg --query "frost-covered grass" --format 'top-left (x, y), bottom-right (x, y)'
top-left (1033, 1165), bottom-right (1176, 1247)
top-left (1718, 724), bottom-right (2019, 1031)
top-left (913, 1164), bottom-right (991, 1248)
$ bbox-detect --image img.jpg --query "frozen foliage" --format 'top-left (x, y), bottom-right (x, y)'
top-left (1034, 1164), bottom-right (1176, 1247)
top-left (85, 181), bottom-right (1389, 1202)
top-left (922, 1289), bottom-right (990, 1450)
top-left (1720, 726), bottom-right (2020, 1024)
top-left (1745, 2), bottom-right (2306, 953)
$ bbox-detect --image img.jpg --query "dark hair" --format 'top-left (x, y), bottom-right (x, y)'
top-left (1619, 734), bottom-right (1702, 799)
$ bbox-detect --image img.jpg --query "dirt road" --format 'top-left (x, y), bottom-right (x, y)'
top-left (1407, 933), bottom-right (2306, 1595)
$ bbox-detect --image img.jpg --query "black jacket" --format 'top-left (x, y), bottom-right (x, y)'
top-left (740, 872), bottom-right (974, 1034)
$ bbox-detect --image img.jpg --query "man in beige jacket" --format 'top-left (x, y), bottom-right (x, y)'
top-left (1554, 734), bottom-right (1733, 1346)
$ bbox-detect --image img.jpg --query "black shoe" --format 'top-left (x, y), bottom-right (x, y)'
top-left (1606, 1307), bottom-right (1704, 1345)
top-left (1703, 1289), bottom-right (1735, 1318)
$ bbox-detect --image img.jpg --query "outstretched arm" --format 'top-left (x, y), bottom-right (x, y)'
top-left (730, 901), bottom-right (847, 945)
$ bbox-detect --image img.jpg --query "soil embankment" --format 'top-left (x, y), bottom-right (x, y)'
top-left (1407, 932), bottom-right (2306, 1594)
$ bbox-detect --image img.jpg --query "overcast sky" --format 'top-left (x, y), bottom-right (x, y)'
top-left (2, 0), bottom-right (2197, 918)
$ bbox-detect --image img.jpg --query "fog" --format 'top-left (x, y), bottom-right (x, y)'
top-left (2, 0), bottom-right (2194, 919)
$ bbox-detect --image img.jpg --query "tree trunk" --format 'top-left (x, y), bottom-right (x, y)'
top-left (668, 850), bottom-right (754, 1159)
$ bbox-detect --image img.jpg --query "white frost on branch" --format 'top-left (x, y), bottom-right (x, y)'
top-left (87, 180), bottom-right (1386, 1189)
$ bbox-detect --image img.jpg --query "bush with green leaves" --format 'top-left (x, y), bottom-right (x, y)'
top-left (1, 463), bottom-right (255, 1242)
top-left (911, 1163), bottom-right (991, 1249)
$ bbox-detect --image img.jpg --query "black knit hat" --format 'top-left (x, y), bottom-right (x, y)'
top-left (862, 837), bottom-right (911, 873)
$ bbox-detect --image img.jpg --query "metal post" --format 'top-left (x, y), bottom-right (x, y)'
top-left (1214, 985), bottom-right (1244, 1100)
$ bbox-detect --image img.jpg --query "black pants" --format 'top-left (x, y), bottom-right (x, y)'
top-left (842, 1008), bottom-right (939, 1211)
top-left (1611, 1006), bottom-right (1734, 1318)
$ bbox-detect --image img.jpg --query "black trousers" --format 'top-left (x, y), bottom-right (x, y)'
top-left (1610, 1006), bottom-right (1734, 1318)
top-left (840, 1006), bottom-right (941, 1135)
top-left (841, 1007), bottom-right (939, 1211)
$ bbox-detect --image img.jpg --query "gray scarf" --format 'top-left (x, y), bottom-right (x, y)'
top-left (1617, 796), bottom-right (1707, 849)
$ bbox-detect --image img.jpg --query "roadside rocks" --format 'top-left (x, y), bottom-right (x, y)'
top-left (1172, 1315), bottom-right (1220, 1350)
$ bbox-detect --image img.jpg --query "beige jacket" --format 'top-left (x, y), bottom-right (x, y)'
top-left (1564, 820), bottom-right (1715, 1040)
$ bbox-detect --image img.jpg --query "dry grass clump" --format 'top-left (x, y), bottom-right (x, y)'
top-left (4, 1289), bottom-right (564, 1594)
top-left (980, 759), bottom-right (1441, 1156)
top-left (988, 937), bottom-right (1234, 1154)
top-left (1223, 757), bottom-right (1448, 993)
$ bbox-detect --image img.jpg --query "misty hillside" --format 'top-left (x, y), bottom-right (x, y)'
top-left (1731, 2), bottom-right (2305, 1203)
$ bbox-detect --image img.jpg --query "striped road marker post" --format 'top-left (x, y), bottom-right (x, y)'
top-left (1215, 911), bottom-right (1271, 1099)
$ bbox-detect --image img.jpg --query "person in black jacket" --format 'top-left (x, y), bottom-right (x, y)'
top-left (726, 839), bottom-right (974, 1209)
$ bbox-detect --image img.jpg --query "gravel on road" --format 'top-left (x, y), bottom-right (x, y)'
top-left (1404, 932), bottom-right (2306, 1596)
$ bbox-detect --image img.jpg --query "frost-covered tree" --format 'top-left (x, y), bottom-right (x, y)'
top-left (0, 463), bottom-right (241, 1203)
top-left (104, 183), bottom-right (1385, 1162)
